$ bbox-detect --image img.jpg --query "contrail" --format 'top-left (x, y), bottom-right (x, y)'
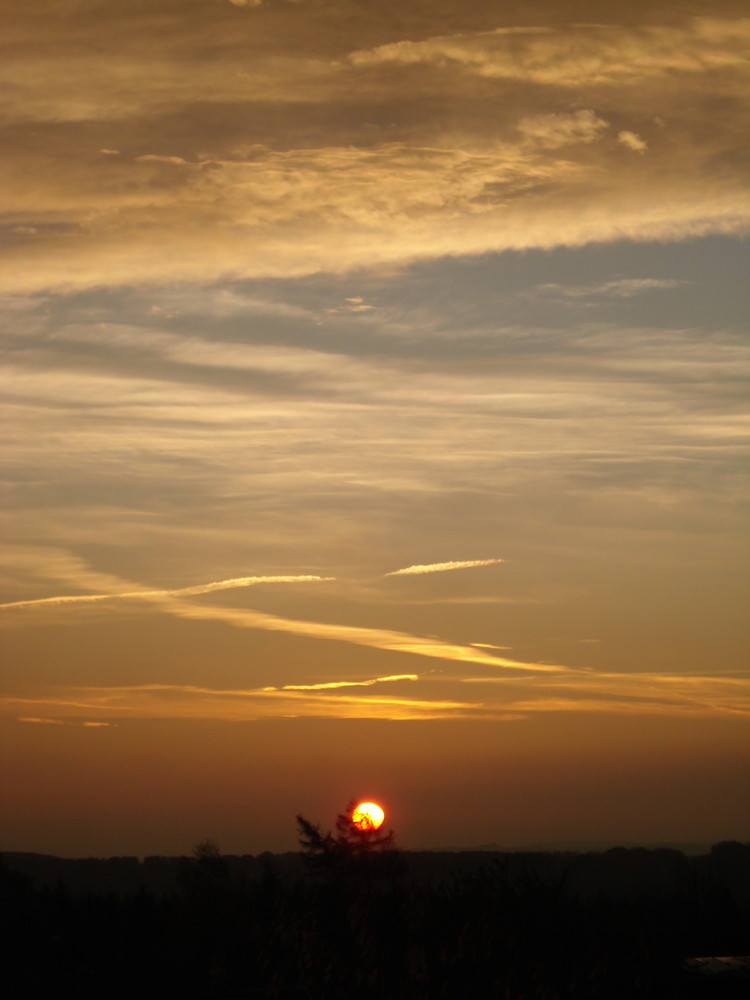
top-left (0, 575), bottom-right (335, 611)
top-left (273, 673), bottom-right (419, 691)
top-left (385, 559), bottom-right (504, 576)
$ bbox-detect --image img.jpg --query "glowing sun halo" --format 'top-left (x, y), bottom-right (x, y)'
top-left (351, 801), bottom-right (385, 831)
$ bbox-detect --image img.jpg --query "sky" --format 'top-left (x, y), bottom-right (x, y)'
top-left (1, 0), bottom-right (749, 858)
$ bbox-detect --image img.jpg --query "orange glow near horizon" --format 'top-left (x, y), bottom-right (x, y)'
top-left (352, 801), bottom-right (385, 831)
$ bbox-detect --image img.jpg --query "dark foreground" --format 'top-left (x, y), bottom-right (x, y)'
top-left (3, 843), bottom-right (749, 999)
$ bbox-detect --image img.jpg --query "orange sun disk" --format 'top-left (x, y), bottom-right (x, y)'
top-left (351, 801), bottom-right (385, 831)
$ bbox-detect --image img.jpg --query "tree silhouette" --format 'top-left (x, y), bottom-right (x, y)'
top-left (296, 801), bottom-right (399, 879)
top-left (192, 839), bottom-right (229, 878)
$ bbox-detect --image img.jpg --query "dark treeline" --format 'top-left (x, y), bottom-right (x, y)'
top-left (2, 842), bottom-right (749, 998)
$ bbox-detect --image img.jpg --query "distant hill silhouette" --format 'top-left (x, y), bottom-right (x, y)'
top-left (447, 840), bottom-right (716, 855)
top-left (3, 842), bottom-right (749, 903)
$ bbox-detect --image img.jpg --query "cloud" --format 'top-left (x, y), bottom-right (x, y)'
top-left (324, 297), bottom-right (376, 314)
top-left (17, 716), bottom-right (115, 727)
top-left (4, 154), bottom-right (744, 294)
top-left (0, 6), bottom-right (746, 770)
top-left (459, 670), bottom-right (750, 718)
top-left (170, 575), bottom-right (335, 596)
top-left (18, 716), bottom-right (65, 725)
top-left (517, 110), bottom-right (608, 148)
top-left (161, 597), bottom-right (566, 674)
top-left (7, 664), bottom-right (748, 723)
top-left (535, 278), bottom-right (686, 299)
top-left (6, 685), bottom-right (476, 722)
top-left (599, 278), bottom-right (685, 296)
top-left (33, 321), bottom-right (369, 388)
top-left (349, 18), bottom-right (750, 85)
top-left (135, 154), bottom-right (189, 165)
top-left (1, 12), bottom-right (747, 293)
top-left (618, 130), bottom-right (648, 153)
top-left (386, 559), bottom-right (504, 576)
top-left (0, 550), bottom-right (555, 673)
top-left (270, 674), bottom-right (418, 691)
top-left (0, 574), bottom-right (334, 612)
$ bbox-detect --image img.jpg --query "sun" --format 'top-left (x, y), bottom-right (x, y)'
top-left (351, 801), bottom-right (385, 831)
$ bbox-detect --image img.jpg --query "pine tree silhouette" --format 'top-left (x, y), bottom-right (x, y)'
top-left (296, 801), bottom-right (399, 879)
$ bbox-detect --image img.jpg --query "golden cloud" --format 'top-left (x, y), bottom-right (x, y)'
top-left (1, 10), bottom-right (747, 292)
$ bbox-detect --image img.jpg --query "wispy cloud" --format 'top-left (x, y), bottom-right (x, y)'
top-left (459, 671), bottom-right (750, 718)
top-left (7, 664), bottom-right (748, 724)
top-left (17, 716), bottom-right (115, 727)
top-left (324, 297), bottom-right (376, 315)
top-left (272, 674), bottom-right (418, 691)
top-left (0, 574), bottom-right (334, 612)
top-left (167, 575), bottom-right (335, 597)
top-left (535, 278), bottom-right (686, 299)
top-left (0, 546), bottom-right (564, 685)
top-left (6, 685), bottom-right (476, 722)
top-left (0, 552), bottom-right (554, 673)
top-left (18, 717), bottom-right (65, 725)
top-left (349, 18), bottom-right (749, 85)
top-left (385, 559), bottom-right (504, 577)
top-left (517, 109), bottom-right (608, 148)
top-left (160, 598), bottom-right (565, 673)
top-left (9, 551), bottom-right (747, 706)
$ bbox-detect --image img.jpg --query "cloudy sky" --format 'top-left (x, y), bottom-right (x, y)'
top-left (2, 0), bottom-right (749, 856)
